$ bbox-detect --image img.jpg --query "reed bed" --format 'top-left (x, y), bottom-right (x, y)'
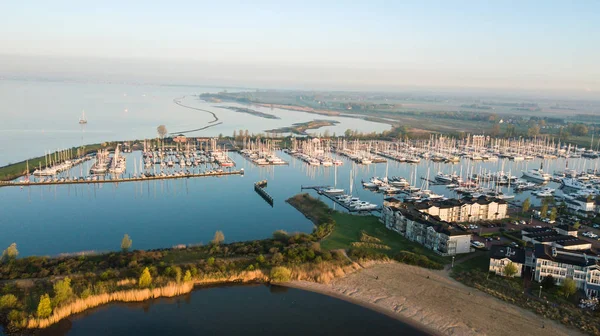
top-left (26, 282), bottom-right (195, 329)
top-left (25, 270), bottom-right (270, 329)
top-left (24, 262), bottom-right (373, 330)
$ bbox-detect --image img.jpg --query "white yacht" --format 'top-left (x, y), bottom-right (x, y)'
top-left (561, 177), bottom-right (596, 191)
top-left (435, 172), bottom-right (453, 183)
top-left (522, 168), bottom-right (551, 182)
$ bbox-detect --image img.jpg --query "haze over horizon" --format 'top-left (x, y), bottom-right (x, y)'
top-left (1, 1), bottom-right (599, 97)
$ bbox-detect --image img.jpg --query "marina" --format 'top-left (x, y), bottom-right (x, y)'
top-left (3, 135), bottom-right (600, 256)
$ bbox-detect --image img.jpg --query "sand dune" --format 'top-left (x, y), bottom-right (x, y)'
top-left (288, 263), bottom-right (583, 336)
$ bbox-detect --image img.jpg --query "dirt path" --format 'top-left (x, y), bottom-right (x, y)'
top-left (288, 263), bottom-right (583, 336)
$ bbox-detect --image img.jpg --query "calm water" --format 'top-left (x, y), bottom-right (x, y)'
top-left (28, 285), bottom-right (426, 336)
top-left (1, 147), bottom-right (597, 256)
top-left (0, 79), bottom-right (389, 166)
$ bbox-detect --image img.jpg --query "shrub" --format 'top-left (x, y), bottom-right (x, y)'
top-left (0, 294), bottom-right (18, 310)
top-left (138, 267), bottom-right (152, 288)
top-left (36, 294), bottom-right (52, 318)
top-left (273, 230), bottom-right (289, 242)
top-left (53, 277), bottom-right (74, 307)
top-left (270, 267), bottom-right (292, 282)
top-left (183, 270), bottom-right (192, 282)
top-left (207, 257), bottom-right (215, 266)
top-left (394, 251), bottom-right (443, 270)
top-left (271, 252), bottom-right (284, 264)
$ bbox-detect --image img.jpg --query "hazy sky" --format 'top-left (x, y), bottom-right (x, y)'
top-left (1, 1), bottom-right (599, 94)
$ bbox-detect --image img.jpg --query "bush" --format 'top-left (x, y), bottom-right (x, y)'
top-left (37, 294), bottom-right (52, 318)
top-left (273, 230), bottom-right (289, 242)
top-left (138, 267), bottom-right (152, 288)
top-left (269, 267), bottom-right (292, 282)
top-left (0, 294), bottom-right (18, 310)
top-left (394, 251), bottom-right (443, 270)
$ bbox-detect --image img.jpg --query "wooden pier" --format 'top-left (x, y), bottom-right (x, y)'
top-left (0, 170), bottom-right (245, 188)
top-left (254, 180), bottom-right (274, 206)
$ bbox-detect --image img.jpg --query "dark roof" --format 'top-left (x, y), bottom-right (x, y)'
top-left (410, 196), bottom-right (507, 209)
top-left (395, 206), bottom-right (469, 237)
top-left (521, 227), bottom-right (553, 234)
top-left (523, 231), bottom-right (589, 246)
top-left (555, 224), bottom-right (577, 232)
top-left (534, 244), bottom-right (598, 267)
top-left (490, 245), bottom-right (526, 264)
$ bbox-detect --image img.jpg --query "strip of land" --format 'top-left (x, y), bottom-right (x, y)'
top-left (216, 106), bottom-right (280, 119)
top-left (173, 96), bottom-right (219, 123)
top-left (289, 262), bottom-right (583, 336)
top-left (265, 119), bottom-right (339, 135)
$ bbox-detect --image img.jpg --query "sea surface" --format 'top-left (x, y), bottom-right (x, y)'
top-left (0, 79), bottom-right (390, 166)
top-left (27, 285), bottom-right (426, 336)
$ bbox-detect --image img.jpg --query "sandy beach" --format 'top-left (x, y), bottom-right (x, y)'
top-left (287, 262), bottom-right (584, 336)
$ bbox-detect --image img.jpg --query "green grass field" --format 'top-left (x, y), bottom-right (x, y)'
top-left (321, 212), bottom-right (448, 264)
top-left (450, 252), bottom-right (490, 275)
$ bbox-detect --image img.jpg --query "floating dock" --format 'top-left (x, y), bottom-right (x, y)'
top-left (301, 185), bottom-right (381, 213)
top-left (254, 180), bottom-right (274, 206)
top-left (0, 170), bottom-right (244, 188)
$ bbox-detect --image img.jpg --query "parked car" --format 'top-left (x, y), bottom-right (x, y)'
top-left (471, 241), bottom-right (485, 248)
top-left (593, 224), bottom-right (600, 229)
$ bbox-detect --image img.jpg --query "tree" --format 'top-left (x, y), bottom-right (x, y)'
top-left (505, 124), bottom-right (516, 137)
top-left (549, 208), bottom-right (557, 222)
top-left (272, 230), bottom-right (289, 241)
top-left (53, 277), bottom-right (74, 307)
top-left (522, 198), bottom-right (531, 213)
top-left (212, 231), bottom-right (225, 245)
top-left (527, 125), bottom-right (540, 137)
top-left (503, 262), bottom-right (518, 278)
top-left (541, 275), bottom-right (555, 290)
top-left (37, 294), bottom-right (52, 318)
top-left (540, 203), bottom-right (549, 219)
top-left (183, 270), bottom-right (192, 282)
top-left (1, 243), bottom-right (18, 263)
top-left (139, 267), bottom-right (152, 288)
top-left (573, 221), bottom-right (581, 229)
top-left (270, 266), bottom-right (292, 282)
top-left (121, 234), bottom-right (132, 252)
top-left (559, 278), bottom-right (577, 298)
top-left (157, 125), bottom-right (168, 139)
top-left (490, 124), bottom-right (501, 137)
top-left (173, 266), bottom-right (182, 283)
top-left (206, 257), bottom-right (215, 266)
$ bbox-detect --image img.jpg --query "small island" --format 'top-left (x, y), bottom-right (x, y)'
top-left (266, 120), bottom-right (339, 136)
top-left (216, 106), bottom-right (280, 119)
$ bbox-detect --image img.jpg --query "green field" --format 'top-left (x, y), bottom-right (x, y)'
top-left (321, 212), bottom-right (448, 264)
top-left (450, 252), bottom-right (490, 276)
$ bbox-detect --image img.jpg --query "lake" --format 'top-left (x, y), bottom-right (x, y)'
top-left (25, 285), bottom-right (426, 336)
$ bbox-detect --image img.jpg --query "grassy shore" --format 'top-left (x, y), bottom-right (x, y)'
top-left (287, 193), bottom-right (447, 268)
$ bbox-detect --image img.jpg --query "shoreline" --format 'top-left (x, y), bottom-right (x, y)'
top-left (285, 263), bottom-right (584, 336)
top-left (283, 280), bottom-right (440, 336)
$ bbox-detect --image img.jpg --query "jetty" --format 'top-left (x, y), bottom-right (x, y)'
top-left (0, 169), bottom-right (244, 188)
top-left (301, 185), bottom-right (382, 213)
top-left (254, 180), bottom-right (274, 206)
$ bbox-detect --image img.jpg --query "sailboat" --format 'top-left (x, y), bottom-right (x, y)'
top-left (323, 165), bottom-right (344, 194)
top-left (79, 110), bottom-right (87, 124)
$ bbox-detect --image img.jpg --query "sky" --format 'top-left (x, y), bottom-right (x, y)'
top-left (1, 1), bottom-right (599, 95)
